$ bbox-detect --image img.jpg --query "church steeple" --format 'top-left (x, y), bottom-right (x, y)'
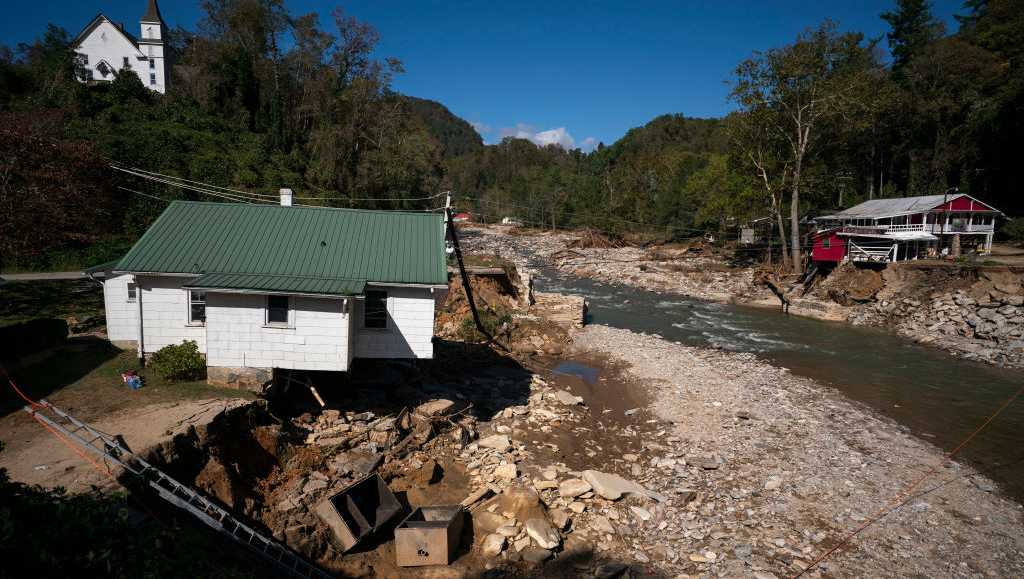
top-left (141, 0), bottom-right (164, 25)
top-left (138, 0), bottom-right (169, 94)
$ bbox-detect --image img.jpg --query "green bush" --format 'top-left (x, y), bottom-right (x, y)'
top-left (149, 340), bottom-right (206, 381)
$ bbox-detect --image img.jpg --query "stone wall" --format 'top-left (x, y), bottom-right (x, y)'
top-left (207, 366), bottom-right (272, 392)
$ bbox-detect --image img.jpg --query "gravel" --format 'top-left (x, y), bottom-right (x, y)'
top-left (567, 324), bottom-right (1024, 578)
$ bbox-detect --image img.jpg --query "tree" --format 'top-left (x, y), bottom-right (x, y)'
top-left (0, 112), bottom-right (115, 270)
top-left (881, 0), bottom-right (945, 75)
top-left (731, 21), bottom-right (880, 272)
top-left (727, 110), bottom-right (791, 269)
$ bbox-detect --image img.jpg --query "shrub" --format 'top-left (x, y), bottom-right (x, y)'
top-left (149, 340), bottom-right (205, 381)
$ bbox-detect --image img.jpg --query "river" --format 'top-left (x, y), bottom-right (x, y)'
top-left (535, 266), bottom-right (1024, 502)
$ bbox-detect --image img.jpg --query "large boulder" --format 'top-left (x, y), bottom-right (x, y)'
top-left (582, 470), bottom-right (664, 502)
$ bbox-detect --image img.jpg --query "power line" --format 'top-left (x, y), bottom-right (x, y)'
top-left (112, 166), bottom-right (263, 204)
top-left (115, 164), bottom-right (450, 205)
top-left (118, 186), bottom-right (171, 203)
top-left (115, 165), bottom-right (279, 200)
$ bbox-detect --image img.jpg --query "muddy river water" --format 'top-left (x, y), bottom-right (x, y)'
top-left (537, 267), bottom-right (1024, 502)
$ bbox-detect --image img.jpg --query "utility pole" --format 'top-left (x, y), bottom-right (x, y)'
top-left (940, 186), bottom-right (957, 258)
top-left (445, 201), bottom-right (504, 349)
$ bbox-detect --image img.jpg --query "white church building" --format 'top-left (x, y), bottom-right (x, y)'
top-left (72, 0), bottom-right (170, 94)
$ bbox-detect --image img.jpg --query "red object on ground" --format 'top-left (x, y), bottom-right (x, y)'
top-left (811, 229), bottom-right (847, 262)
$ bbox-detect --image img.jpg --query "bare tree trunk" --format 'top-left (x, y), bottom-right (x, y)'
top-left (773, 201), bottom-right (789, 271)
top-left (790, 174), bottom-right (802, 273)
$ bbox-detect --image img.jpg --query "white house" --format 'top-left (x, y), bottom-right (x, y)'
top-left (72, 0), bottom-right (170, 93)
top-left (89, 193), bottom-right (449, 390)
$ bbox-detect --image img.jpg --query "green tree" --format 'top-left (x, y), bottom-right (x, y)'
top-left (731, 21), bottom-right (881, 272)
top-left (881, 0), bottom-right (945, 75)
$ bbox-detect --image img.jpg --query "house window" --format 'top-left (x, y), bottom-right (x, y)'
top-left (123, 56), bottom-right (130, 69)
top-left (266, 295), bottom-right (290, 326)
top-left (150, 73), bottom-right (156, 85)
top-left (127, 282), bottom-right (138, 302)
top-left (364, 290), bottom-right (388, 329)
top-left (823, 238), bottom-right (831, 249)
top-left (188, 291), bottom-right (206, 325)
top-left (149, 59), bottom-right (155, 69)
top-left (80, 54), bottom-right (89, 65)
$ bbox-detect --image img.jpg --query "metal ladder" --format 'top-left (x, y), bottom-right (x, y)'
top-left (24, 399), bottom-right (333, 579)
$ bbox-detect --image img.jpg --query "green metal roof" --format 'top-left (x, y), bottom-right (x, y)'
top-left (117, 201), bottom-right (447, 290)
top-left (184, 273), bottom-right (366, 296)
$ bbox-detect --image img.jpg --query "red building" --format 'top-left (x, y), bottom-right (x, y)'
top-left (812, 193), bottom-right (1002, 264)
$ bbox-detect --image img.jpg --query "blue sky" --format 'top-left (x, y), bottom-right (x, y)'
top-left (4, 0), bottom-right (966, 150)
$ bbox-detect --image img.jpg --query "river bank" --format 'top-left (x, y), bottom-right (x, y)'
top-left (564, 324), bottom-right (1024, 578)
top-left (462, 225), bottom-right (1024, 369)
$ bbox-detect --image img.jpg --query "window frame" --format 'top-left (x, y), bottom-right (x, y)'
top-left (149, 73), bottom-right (156, 85)
top-left (822, 237), bottom-right (831, 249)
top-left (265, 295), bottom-right (291, 328)
top-left (362, 290), bottom-right (389, 330)
top-left (187, 290), bottom-right (207, 326)
top-left (126, 282), bottom-right (138, 303)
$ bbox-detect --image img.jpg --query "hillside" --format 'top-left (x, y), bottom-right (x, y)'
top-left (401, 96), bottom-right (484, 158)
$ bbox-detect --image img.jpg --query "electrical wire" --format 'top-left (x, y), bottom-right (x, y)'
top-left (115, 164), bottom-right (450, 205)
top-left (114, 165), bottom-right (280, 199)
top-left (112, 166), bottom-right (262, 204)
top-left (118, 186), bottom-right (171, 203)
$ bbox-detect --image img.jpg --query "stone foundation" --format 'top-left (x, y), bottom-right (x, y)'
top-left (207, 366), bottom-right (273, 393)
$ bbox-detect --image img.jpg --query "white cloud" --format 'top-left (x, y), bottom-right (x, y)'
top-left (497, 123), bottom-right (580, 149)
top-left (470, 121), bottom-right (491, 136)
top-left (580, 136), bottom-right (597, 151)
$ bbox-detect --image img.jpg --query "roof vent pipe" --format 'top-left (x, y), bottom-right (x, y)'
top-left (280, 188), bottom-right (293, 207)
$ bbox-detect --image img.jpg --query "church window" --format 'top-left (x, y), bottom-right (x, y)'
top-left (150, 73), bottom-right (156, 85)
top-left (123, 57), bottom-right (130, 69)
top-left (150, 59), bottom-right (155, 69)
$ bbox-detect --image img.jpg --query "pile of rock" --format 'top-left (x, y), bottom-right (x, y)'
top-left (861, 288), bottom-right (1024, 366)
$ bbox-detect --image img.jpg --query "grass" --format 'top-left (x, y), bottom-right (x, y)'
top-left (0, 280), bottom-right (104, 328)
top-left (3, 341), bottom-right (255, 421)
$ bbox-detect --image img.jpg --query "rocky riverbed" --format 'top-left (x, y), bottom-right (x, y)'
top-left (560, 325), bottom-right (1024, 578)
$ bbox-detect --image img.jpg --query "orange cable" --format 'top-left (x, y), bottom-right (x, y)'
top-left (28, 412), bottom-right (118, 483)
top-left (792, 383), bottom-right (1024, 578)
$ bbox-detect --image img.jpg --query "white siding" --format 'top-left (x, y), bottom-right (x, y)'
top-left (205, 293), bottom-right (350, 372)
top-left (353, 286), bottom-right (439, 359)
top-left (74, 21), bottom-right (144, 85)
top-left (103, 273), bottom-right (138, 343)
top-left (138, 276), bottom-right (207, 353)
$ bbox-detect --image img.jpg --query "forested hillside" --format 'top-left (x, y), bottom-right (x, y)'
top-left (0, 0), bottom-right (1020, 271)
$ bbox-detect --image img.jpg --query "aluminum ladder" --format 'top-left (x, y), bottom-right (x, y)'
top-left (24, 399), bottom-right (333, 579)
